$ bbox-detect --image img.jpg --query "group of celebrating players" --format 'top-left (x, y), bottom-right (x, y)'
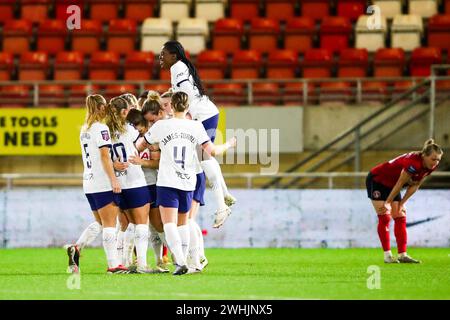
top-left (67, 41), bottom-right (236, 275)
top-left (66, 40), bottom-right (444, 275)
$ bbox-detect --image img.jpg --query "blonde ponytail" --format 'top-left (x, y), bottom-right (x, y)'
top-left (105, 97), bottom-right (129, 137)
top-left (84, 94), bottom-right (107, 131)
top-left (421, 139), bottom-right (443, 156)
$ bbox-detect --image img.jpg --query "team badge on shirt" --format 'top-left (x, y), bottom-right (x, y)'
top-left (101, 130), bottom-right (110, 141)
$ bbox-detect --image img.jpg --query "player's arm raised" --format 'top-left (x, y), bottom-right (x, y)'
top-left (99, 146), bottom-right (121, 193)
top-left (202, 136), bottom-right (237, 157)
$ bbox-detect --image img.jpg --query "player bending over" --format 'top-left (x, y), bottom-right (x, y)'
top-left (366, 139), bottom-right (443, 263)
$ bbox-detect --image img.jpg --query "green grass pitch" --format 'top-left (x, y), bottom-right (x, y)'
top-left (0, 248), bottom-right (449, 300)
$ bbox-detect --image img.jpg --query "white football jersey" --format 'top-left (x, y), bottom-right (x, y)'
top-left (110, 124), bottom-right (147, 190)
top-left (80, 122), bottom-right (113, 194)
top-left (145, 118), bottom-right (210, 191)
top-left (139, 147), bottom-right (158, 186)
top-left (170, 60), bottom-right (219, 122)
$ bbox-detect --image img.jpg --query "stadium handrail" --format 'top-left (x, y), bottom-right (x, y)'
top-left (1, 75), bottom-right (450, 106)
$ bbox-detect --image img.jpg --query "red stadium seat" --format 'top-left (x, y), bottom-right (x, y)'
top-left (253, 82), bottom-right (281, 106)
top-left (55, 0), bottom-right (84, 20)
top-left (197, 50), bottom-right (228, 80)
top-left (0, 52), bottom-right (14, 81)
top-left (37, 20), bottom-right (68, 54)
top-left (302, 49), bottom-right (333, 78)
top-left (248, 18), bottom-right (280, 52)
top-left (104, 84), bottom-right (137, 101)
top-left (319, 81), bottom-right (353, 104)
top-left (437, 55), bottom-right (450, 98)
top-left (124, 51), bottom-right (155, 80)
top-left (144, 83), bottom-right (171, 95)
top-left (299, 0), bottom-right (330, 20)
top-left (320, 16), bottom-right (352, 53)
top-left (428, 15), bottom-right (450, 52)
top-left (230, 50), bottom-right (263, 79)
top-left (266, 50), bottom-right (298, 79)
top-left (2, 20), bottom-right (33, 54)
top-left (21, 0), bottom-right (51, 22)
top-left (88, 52), bottom-right (120, 80)
top-left (284, 17), bottom-right (315, 53)
top-left (211, 83), bottom-right (246, 106)
top-left (107, 19), bottom-right (138, 55)
top-left (71, 20), bottom-right (102, 54)
top-left (87, 0), bottom-right (120, 21)
top-left (0, 85), bottom-right (31, 108)
top-left (302, 49), bottom-right (333, 103)
top-left (39, 84), bottom-right (66, 108)
top-left (361, 81), bottom-right (389, 103)
top-left (19, 52), bottom-right (49, 81)
top-left (338, 48), bottom-right (369, 78)
top-left (266, 0), bottom-right (296, 21)
top-left (0, 0), bottom-right (15, 20)
top-left (212, 18), bottom-right (244, 53)
top-left (336, 0), bottom-right (366, 22)
top-left (283, 81), bottom-right (316, 105)
top-left (124, 0), bottom-right (156, 21)
top-left (68, 84), bottom-right (101, 108)
top-left (373, 48), bottom-right (405, 77)
top-left (54, 51), bottom-right (84, 81)
top-left (230, 0), bottom-right (260, 21)
top-left (410, 47), bottom-right (442, 77)
top-left (446, 0), bottom-right (450, 13)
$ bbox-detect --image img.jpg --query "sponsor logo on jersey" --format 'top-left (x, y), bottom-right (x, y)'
top-left (101, 130), bottom-right (110, 141)
top-left (80, 132), bottom-right (91, 140)
top-left (407, 165), bottom-right (417, 174)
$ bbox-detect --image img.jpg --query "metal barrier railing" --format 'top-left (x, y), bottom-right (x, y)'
top-left (1, 172), bottom-right (450, 190)
top-left (1, 76), bottom-right (449, 107)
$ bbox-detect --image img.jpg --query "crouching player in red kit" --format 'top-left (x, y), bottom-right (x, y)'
top-left (366, 139), bottom-right (443, 263)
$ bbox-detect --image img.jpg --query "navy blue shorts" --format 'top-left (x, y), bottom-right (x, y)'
top-left (85, 191), bottom-right (120, 211)
top-left (193, 172), bottom-right (206, 206)
top-left (148, 184), bottom-right (158, 209)
top-left (202, 114), bottom-right (219, 143)
top-left (156, 186), bottom-right (194, 213)
top-left (117, 186), bottom-right (150, 210)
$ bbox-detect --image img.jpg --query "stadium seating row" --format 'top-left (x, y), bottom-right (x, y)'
top-left (0, 47), bottom-right (447, 82)
top-left (1, 0), bottom-right (450, 22)
top-left (2, 14), bottom-right (450, 56)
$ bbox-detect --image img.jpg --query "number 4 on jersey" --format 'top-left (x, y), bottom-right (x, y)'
top-left (174, 146), bottom-right (186, 169)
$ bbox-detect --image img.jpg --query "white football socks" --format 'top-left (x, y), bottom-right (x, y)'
top-left (116, 230), bottom-right (125, 265)
top-left (188, 220), bottom-right (201, 269)
top-left (76, 221), bottom-right (102, 250)
top-left (384, 250), bottom-right (393, 259)
top-left (163, 222), bottom-right (186, 266)
top-left (134, 224), bottom-right (149, 268)
top-left (149, 224), bottom-right (163, 265)
top-left (177, 224), bottom-right (190, 260)
top-left (201, 159), bottom-right (227, 210)
top-left (102, 227), bottom-right (119, 268)
top-left (191, 219), bottom-right (206, 259)
top-left (124, 223), bottom-right (135, 267)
